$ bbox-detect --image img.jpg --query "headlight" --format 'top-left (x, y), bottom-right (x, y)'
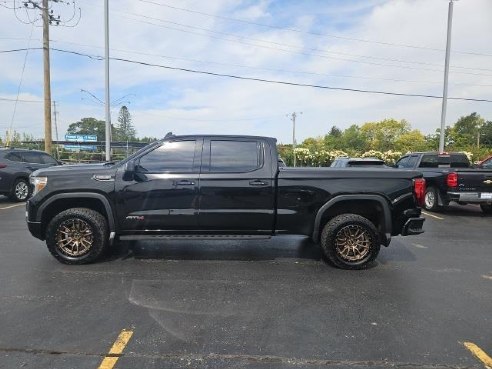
top-left (30, 176), bottom-right (48, 196)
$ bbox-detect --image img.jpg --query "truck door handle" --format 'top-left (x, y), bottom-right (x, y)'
top-left (249, 180), bottom-right (268, 187)
top-left (174, 180), bottom-right (195, 186)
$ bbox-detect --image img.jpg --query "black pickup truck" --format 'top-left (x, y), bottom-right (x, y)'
top-left (26, 134), bottom-right (425, 269)
top-left (395, 152), bottom-right (492, 213)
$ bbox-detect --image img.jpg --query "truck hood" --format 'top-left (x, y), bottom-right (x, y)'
top-left (31, 162), bottom-right (118, 177)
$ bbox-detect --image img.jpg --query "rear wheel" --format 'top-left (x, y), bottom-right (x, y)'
top-left (9, 178), bottom-right (30, 202)
top-left (424, 187), bottom-right (439, 211)
top-left (320, 214), bottom-right (380, 270)
top-left (46, 208), bottom-right (108, 264)
top-left (480, 204), bottom-right (492, 214)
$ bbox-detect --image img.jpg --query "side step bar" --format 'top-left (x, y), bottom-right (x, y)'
top-left (119, 234), bottom-right (272, 241)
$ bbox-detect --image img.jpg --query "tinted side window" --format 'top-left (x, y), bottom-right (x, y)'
top-left (5, 153), bottom-right (23, 162)
top-left (138, 140), bottom-right (196, 173)
top-left (482, 158), bottom-right (492, 169)
top-left (396, 157), bottom-right (409, 168)
top-left (40, 154), bottom-right (58, 165)
top-left (21, 152), bottom-right (42, 164)
top-left (419, 154), bottom-right (438, 168)
top-left (450, 154), bottom-right (470, 168)
top-left (210, 140), bottom-right (261, 172)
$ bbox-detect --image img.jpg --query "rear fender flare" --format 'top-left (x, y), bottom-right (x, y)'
top-left (312, 194), bottom-right (392, 244)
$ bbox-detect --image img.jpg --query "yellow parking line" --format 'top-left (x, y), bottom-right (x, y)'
top-left (0, 203), bottom-right (24, 210)
top-left (98, 329), bottom-right (134, 369)
top-left (464, 342), bottom-right (492, 368)
top-left (421, 211), bottom-right (444, 220)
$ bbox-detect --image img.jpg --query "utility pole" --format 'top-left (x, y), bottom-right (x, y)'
top-left (439, 0), bottom-right (455, 153)
top-left (10, 1), bottom-right (80, 154)
top-left (288, 112), bottom-right (302, 167)
top-left (42, 0), bottom-right (52, 154)
top-left (104, 0), bottom-right (111, 161)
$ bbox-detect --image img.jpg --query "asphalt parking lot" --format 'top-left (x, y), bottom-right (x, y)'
top-left (0, 195), bottom-right (491, 369)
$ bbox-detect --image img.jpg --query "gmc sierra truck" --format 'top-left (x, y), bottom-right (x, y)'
top-left (27, 134), bottom-right (425, 269)
top-left (395, 152), bottom-right (492, 213)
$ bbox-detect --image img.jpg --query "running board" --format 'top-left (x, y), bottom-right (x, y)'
top-left (119, 234), bottom-right (272, 241)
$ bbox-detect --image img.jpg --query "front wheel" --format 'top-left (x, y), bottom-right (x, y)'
top-left (480, 204), bottom-right (492, 214)
top-left (320, 214), bottom-right (380, 270)
top-left (46, 208), bottom-right (108, 264)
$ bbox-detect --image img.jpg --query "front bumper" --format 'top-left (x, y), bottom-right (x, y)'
top-left (26, 200), bottom-right (44, 240)
top-left (401, 217), bottom-right (425, 236)
top-left (448, 191), bottom-right (492, 204)
top-left (27, 220), bottom-right (43, 240)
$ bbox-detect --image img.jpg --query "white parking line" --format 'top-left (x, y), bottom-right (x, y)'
top-left (0, 203), bottom-right (24, 210)
top-left (421, 211), bottom-right (444, 220)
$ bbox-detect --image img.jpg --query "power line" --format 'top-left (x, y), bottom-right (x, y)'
top-left (137, 0), bottom-right (492, 58)
top-left (48, 47), bottom-right (492, 103)
top-left (0, 97), bottom-right (43, 103)
top-left (116, 10), bottom-right (492, 74)
top-left (3, 43), bottom-right (492, 87)
top-left (114, 13), bottom-right (492, 77)
top-left (7, 24), bottom-right (34, 146)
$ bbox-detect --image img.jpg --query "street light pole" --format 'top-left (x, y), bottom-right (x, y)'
top-left (104, 0), bottom-right (111, 161)
top-left (439, 0), bottom-right (455, 153)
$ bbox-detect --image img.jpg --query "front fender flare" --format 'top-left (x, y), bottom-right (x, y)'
top-left (36, 192), bottom-right (116, 233)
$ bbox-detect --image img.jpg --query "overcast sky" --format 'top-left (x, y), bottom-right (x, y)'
top-left (1, 0), bottom-right (491, 144)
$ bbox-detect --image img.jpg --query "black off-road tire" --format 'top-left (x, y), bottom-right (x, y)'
top-left (320, 214), bottom-right (380, 270)
top-left (46, 208), bottom-right (108, 265)
top-left (9, 178), bottom-right (30, 202)
top-left (424, 186), bottom-right (440, 211)
top-left (480, 204), bottom-right (492, 214)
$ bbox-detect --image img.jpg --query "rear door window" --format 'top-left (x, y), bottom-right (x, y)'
top-left (21, 152), bottom-right (43, 164)
top-left (209, 140), bottom-right (262, 172)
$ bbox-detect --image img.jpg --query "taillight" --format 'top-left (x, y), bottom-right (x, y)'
top-left (447, 172), bottom-right (458, 188)
top-left (413, 178), bottom-right (426, 207)
top-left (0, 163), bottom-right (7, 169)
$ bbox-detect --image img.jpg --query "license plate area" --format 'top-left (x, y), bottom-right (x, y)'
top-left (480, 193), bottom-right (492, 199)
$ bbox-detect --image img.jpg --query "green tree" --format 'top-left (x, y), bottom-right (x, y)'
top-left (480, 120), bottom-right (492, 147)
top-left (360, 119), bottom-right (410, 151)
top-left (114, 106), bottom-right (136, 142)
top-left (323, 126), bottom-right (342, 149)
top-left (340, 125), bottom-right (368, 152)
top-left (394, 130), bottom-right (429, 153)
top-left (450, 112), bottom-right (485, 148)
top-left (66, 117), bottom-right (108, 142)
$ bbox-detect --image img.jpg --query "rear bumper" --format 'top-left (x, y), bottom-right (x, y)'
top-left (401, 217), bottom-right (425, 236)
top-left (448, 191), bottom-right (492, 204)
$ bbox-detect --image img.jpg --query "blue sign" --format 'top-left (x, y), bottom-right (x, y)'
top-left (64, 145), bottom-right (97, 152)
top-left (65, 134), bottom-right (97, 142)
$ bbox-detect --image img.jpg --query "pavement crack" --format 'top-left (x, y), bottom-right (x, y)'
top-left (0, 347), bottom-right (105, 358)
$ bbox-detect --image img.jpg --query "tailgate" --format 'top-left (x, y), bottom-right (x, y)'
top-left (456, 170), bottom-right (492, 198)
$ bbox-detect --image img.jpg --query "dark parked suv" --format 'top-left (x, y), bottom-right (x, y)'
top-left (0, 148), bottom-right (59, 201)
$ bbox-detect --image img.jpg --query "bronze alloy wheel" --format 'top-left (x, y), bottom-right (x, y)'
top-left (334, 224), bottom-right (371, 262)
top-left (56, 219), bottom-right (94, 257)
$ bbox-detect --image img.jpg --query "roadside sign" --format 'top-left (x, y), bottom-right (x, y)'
top-left (64, 134), bottom-right (97, 151)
